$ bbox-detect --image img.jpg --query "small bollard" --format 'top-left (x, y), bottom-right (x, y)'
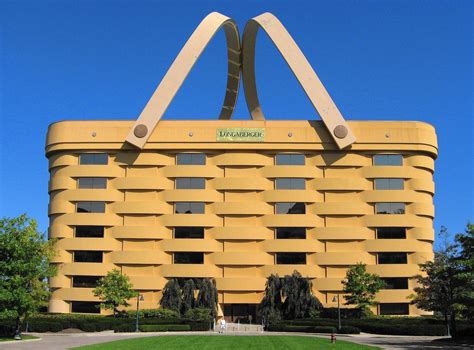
top-left (331, 333), bottom-right (336, 343)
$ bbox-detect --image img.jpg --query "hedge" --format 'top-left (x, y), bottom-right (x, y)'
top-left (139, 324), bottom-right (191, 332)
top-left (267, 324), bottom-right (336, 334)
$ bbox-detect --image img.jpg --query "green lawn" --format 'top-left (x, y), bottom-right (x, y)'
top-left (0, 335), bottom-right (39, 342)
top-left (74, 335), bottom-right (378, 350)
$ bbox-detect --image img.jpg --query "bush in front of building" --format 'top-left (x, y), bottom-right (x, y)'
top-left (123, 308), bottom-right (180, 319)
top-left (267, 323), bottom-right (337, 334)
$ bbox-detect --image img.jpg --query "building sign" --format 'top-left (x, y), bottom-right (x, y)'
top-left (216, 128), bottom-right (265, 142)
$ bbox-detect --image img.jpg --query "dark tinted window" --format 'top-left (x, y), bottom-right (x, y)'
top-left (71, 301), bottom-right (100, 314)
top-left (79, 154), bottom-right (108, 165)
top-left (176, 153), bottom-right (206, 165)
top-left (174, 227), bottom-right (204, 239)
top-left (175, 202), bottom-right (205, 214)
top-left (373, 154), bottom-right (403, 166)
top-left (375, 203), bottom-right (405, 214)
top-left (275, 178), bottom-right (305, 190)
top-left (276, 253), bottom-right (306, 264)
top-left (76, 202), bottom-right (106, 213)
top-left (75, 226), bottom-right (104, 238)
top-left (275, 202), bottom-right (305, 214)
top-left (275, 154), bottom-right (305, 165)
top-left (378, 253), bottom-right (407, 264)
top-left (175, 178), bottom-right (205, 189)
top-left (374, 179), bottom-right (404, 190)
top-left (276, 227), bottom-right (306, 239)
top-left (74, 251), bottom-right (103, 263)
top-left (380, 303), bottom-right (409, 315)
top-left (72, 276), bottom-right (101, 288)
top-left (377, 228), bottom-right (406, 239)
top-left (381, 278), bottom-right (409, 289)
top-left (174, 252), bottom-right (204, 264)
top-left (78, 177), bottom-right (107, 189)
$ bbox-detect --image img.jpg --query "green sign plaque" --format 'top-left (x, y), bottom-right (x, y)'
top-left (216, 128), bottom-right (265, 142)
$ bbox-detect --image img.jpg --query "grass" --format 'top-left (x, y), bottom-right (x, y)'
top-left (0, 335), bottom-right (39, 342)
top-left (74, 335), bottom-right (379, 350)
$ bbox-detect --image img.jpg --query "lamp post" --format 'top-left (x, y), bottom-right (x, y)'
top-left (135, 294), bottom-right (144, 332)
top-left (332, 295), bottom-right (341, 331)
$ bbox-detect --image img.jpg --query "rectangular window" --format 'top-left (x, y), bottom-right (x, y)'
top-left (71, 301), bottom-right (100, 314)
top-left (373, 154), bottom-right (403, 166)
top-left (376, 227), bottom-right (406, 239)
top-left (275, 227), bottom-right (306, 239)
top-left (176, 153), bottom-right (206, 165)
top-left (75, 226), bottom-right (104, 238)
top-left (378, 252), bottom-right (408, 264)
top-left (72, 276), bottom-right (101, 288)
top-left (374, 179), bottom-right (404, 190)
top-left (175, 178), bottom-right (205, 189)
top-left (175, 202), bottom-right (205, 214)
top-left (73, 251), bottom-right (103, 263)
top-left (381, 277), bottom-right (409, 290)
top-left (379, 303), bottom-right (409, 315)
top-left (174, 227), bottom-right (204, 239)
top-left (275, 178), bottom-right (306, 190)
top-left (77, 177), bottom-right (107, 189)
top-left (76, 202), bottom-right (106, 213)
top-left (276, 252), bottom-right (306, 265)
top-left (375, 203), bottom-right (405, 214)
top-left (79, 154), bottom-right (108, 165)
top-left (174, 252), bottom-right (204, 264)
top-left (275, 154), bottom-right (305, 165)
top-left (275, 202), bottom-right (305, 214)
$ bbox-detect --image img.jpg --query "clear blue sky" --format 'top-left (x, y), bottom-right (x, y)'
top-left (1, 0), bottom-right (472, 247)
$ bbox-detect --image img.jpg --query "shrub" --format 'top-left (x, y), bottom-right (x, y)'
top-left (266, 323), bottom-right (336, 334)
top-left (139, 324), bottom-right (191, 332)
top-left (188, 321), bottom-right (210, 331)
top-left (184, 308), bottom-right (211, 321)
top-left (114, 324), bottom-right (135, 333)
top-left (28, 321), bottom-right (63, 332)
top-left (125, 308), bottom-right (180, 319)
top-left (320, 308), bottom-right (365, 319)
top-left (337, 326), bottom-right (360, 334)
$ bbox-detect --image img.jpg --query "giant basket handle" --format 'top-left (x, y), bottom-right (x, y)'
top-left (126, 12), bottom-right (241, 149)
top-left (242, 13), bottom-right (356, 149)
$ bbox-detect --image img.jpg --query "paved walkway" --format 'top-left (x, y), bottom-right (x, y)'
top-left (0, 331), bottom-right (472, 350)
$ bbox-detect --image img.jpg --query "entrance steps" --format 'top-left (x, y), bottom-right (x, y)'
top-left (215, 322), bottom-right (263, 333)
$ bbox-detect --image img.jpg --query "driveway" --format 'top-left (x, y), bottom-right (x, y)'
top-left (0, 331), bottom-right (471, 350)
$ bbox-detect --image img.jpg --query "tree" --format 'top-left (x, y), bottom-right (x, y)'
top-left (196, 278), bottom-right (218, 319)
top-left (453, 223), bottom-right (474, 320)
top-left (342, 263), bottom-right (385, 311)
top-left (181, 279), bottom-right (196, 315)
top-left (160, 279), bottom-right (182, 314)
top-left (281, 271), bottom-right (322, 319)
top-left (93, 269), bottom-right (136, 317)
top-left (259, 274), bottom-right (282, 325)
top-left (0, 214), bottom-right (56, 339)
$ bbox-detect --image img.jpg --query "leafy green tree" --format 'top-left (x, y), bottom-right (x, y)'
top-left (342, 262), bottom-right (385, 311)
top-left (259, 274), bottom-right (282, 325)
top-left (453, 223), bottom-right (474, 320)
top-left (93, 269), bottom-right (136, 317)
top-left (196, 278), bottom-right (218, 318)
top-left (0, 214), bottom-right (56, 339)
top-left (160, 279), bottom-right (182, 314)
top-left (281, 271), bottom-right (322, 319)
top-left (181, 279), bottom-right (196, 315)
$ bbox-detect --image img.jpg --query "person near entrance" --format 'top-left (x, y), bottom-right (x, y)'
top-left (219, 318), bottom-right (226, 333)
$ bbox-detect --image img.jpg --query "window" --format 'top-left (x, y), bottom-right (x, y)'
top-left (73, 251), bottom-right (103, 263)
top-left (376, 227), bottom-right (406, 239)
top-left (71, 301), bottom-right (100, 314)
top-left (375, 203), bottom-right (405, 214)
top-left (276, 253), bottom-right (306, 264)
top-left (381, 278), bottom-right (409, 290)
top-left (76, 202), bottom-right (106, 213)
top-left (175, 202), bottom-right (205, 214)
top-left (78, 177), bottom-right (107, 189)
top-left (72, 276), bottom-right (101, 288)
top-left (79, 154), bottom-right (108, 165)
top-left (275, 154), bottom-right (305, 165)
top-left (175, 178), bottom-right (205, 189)
top-left (176, 153), bottom-right (206, 165)
top-left (374, 179), bottom-right (404, 190)
top-left (379, 303), bottom-right (409, 315)
top-left (276, 227), bottom-right (306, 239)
top-left (378, 252), bottom-right (407, 264)
top-left (275, 178), bottom-right (305, 190)
top-left (174, 252), bottom-right (204, 264)
top-left (373, 154), bottom-right (403, 166)
top-left (75, 226), bottom-right (104, 238)
top-left (275, 202), bottom-right (305, 214)
top-left (174, 227), bottom-right (204, 239)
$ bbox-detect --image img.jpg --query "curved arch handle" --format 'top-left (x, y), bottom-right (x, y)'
top-left (126, 12), bottom-right (241, 149)
top-left (242, 13), bottom-right (356, 149)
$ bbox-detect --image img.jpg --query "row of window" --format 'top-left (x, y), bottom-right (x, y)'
top-left (78, 153), bottom-right (403, 166)
top-left (73, 226), bottom-right (407, 240)
top-left (74, 201), bottom-right (406, 215)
